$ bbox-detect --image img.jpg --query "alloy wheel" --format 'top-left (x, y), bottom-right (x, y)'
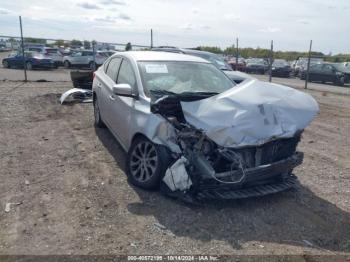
top-left (129, 141), bottom-right (158, 182)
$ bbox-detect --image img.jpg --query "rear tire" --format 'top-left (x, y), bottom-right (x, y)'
top-left (3, 60), bottom-right (9, 68)
top-left (126, 136), bottom-right (172, 190)
top-left (93, 97), bottom-right (105, 128)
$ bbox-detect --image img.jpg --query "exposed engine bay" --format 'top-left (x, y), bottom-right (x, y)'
top-left (150, 92), bottom-right (305, 201)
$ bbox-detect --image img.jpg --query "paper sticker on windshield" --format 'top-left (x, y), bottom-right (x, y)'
top-left (145, 64), bottom-right (168, 74)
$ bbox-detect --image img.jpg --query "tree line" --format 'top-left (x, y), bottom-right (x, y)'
top-left (10, 37), bottom-right (350, 63)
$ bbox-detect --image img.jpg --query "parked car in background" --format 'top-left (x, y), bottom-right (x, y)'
top-left (227, 57), bottom-right (246, 71)
top-left (271, 59), bottom-right (291, 77)
top-left (300, 63), bottom-right (350, 86)
top-left (245, 58), bottom-right (268, 74)
top-left (92, 51), bottom-right (318, 201)
top-left (151, 47), bottom-right (253, 84)
top-left (43, 47), bottom-right (63, 68)
top-left (2, 51), bottom-right (54, 70)
top-left (63, 50), bottom-right (108, 69)
top-left (293, 57), bottom-right (324, 77)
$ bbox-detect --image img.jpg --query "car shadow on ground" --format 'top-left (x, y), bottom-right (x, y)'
top-left (95, 126), bottom-right (350, 253)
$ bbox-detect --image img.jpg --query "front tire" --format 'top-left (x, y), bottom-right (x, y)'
top-left (126, 137), bottom-right (172, 190)
top-left (64, 60), bottom-right (70, 69)
top-left (335, 76), bottom-right (345, 86)
top-left (26, 62), bottom-right (33, 70)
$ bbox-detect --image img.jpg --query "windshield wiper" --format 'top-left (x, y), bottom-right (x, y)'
top-left (177, 91), bottom-right (219, 97)
top-left (150, 89), bottom-right (177, 96)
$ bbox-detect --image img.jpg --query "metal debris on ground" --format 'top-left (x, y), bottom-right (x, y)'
top-left (59, 88), bottom-right (92, 104)
top-left (4, 202), bottom-right (22, 213)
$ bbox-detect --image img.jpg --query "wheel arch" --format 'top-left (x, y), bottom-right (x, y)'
top-left (130, 132), bottom-right (149, 146)
top-left (93, 91), bottom-right (97, 103)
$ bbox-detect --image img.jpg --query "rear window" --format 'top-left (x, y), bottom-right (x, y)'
top-left (45, 49), bottom-right (58, 54)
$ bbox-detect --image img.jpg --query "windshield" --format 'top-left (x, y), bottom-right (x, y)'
top-left (45, 49), bottom-right (58, 54)
top-left (187, 52), bottom-right (232, 70)
top-left (138, 61), bottom-right (235, 96)
top-left (248, 59), bottom-right (266, 65)
top-left (273, 60), bottom-right (289, 66)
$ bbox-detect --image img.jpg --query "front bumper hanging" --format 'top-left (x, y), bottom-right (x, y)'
top-left (193, 152), bottom-right (303, 200)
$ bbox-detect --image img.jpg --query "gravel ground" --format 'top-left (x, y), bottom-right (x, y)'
top-left (0, 81), bottom-right (349, 259)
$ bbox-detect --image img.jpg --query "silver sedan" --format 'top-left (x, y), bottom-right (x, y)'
top-left (92, 51), bottom-right (318, 201)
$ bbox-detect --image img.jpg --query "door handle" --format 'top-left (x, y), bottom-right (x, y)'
top-left (109, 95), bottom-right (116, 101)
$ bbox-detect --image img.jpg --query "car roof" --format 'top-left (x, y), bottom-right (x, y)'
top-left (152, 47), bottom-right (219, 57)
top-left (181, 49), bottom-right (214, 55)
top-left (117, 51), bottom-right (210, 63)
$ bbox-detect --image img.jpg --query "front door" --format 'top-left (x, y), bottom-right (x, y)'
top-left (107, 58), bottom-right (138, 147)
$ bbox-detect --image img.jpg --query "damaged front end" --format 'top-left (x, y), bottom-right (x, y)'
top-left (150, 88), bottom-right (312, 201)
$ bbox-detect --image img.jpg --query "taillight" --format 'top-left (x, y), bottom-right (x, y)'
top-left (93, 72), bottom-right (96, 79)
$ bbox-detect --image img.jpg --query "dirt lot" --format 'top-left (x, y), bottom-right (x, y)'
top-left (0, 80), bottom-right (349, 258)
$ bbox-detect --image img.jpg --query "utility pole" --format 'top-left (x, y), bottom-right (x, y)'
top-left (92, 41), bottom-right (96, 71)
top-left (269, 40), bottom-right (274, 82)
top-left (150, 29), bottom-right (153, 49)
top-left (305, 40), bottom-right (313, 89)
top-left (19, 16), bottom-right (27, 82)
top-left (235, 37), bottom-right (239, 71)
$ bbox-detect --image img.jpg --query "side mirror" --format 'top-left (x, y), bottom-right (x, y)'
top-left (112, 83), bottom-right (137, 98)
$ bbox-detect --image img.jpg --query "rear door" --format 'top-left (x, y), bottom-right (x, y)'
top-left (107, 58), bottom-right (138, 147)
top-left (322, 64), bottom-right (335, 83)
top-left (98, 56), bottom-right (122, 123)
top-left (309, 64), bottom-right (322, 81)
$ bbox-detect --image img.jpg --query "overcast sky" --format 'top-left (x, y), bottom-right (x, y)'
top-left (0, 0), bottom-right (349, 54)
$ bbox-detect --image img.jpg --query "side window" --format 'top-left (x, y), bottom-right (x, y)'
top-left (117, 59), bottom-right (137, 89)
top-left (323, 64), bottom-right (333, 73)
top-left (312, 64), bottom-right (321, 71)
top-left (106, 57), bottom-right (122, 82)
top-left (82, 51), bottom-right (92, 56)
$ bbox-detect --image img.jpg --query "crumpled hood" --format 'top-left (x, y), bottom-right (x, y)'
top-left (180, 80), bottom-right (319, 148)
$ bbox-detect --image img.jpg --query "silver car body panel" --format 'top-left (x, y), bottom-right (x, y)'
top-left (93, 51), bottom-right (318, 153)
top-left (181, 80), bottom-right (319, 148)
